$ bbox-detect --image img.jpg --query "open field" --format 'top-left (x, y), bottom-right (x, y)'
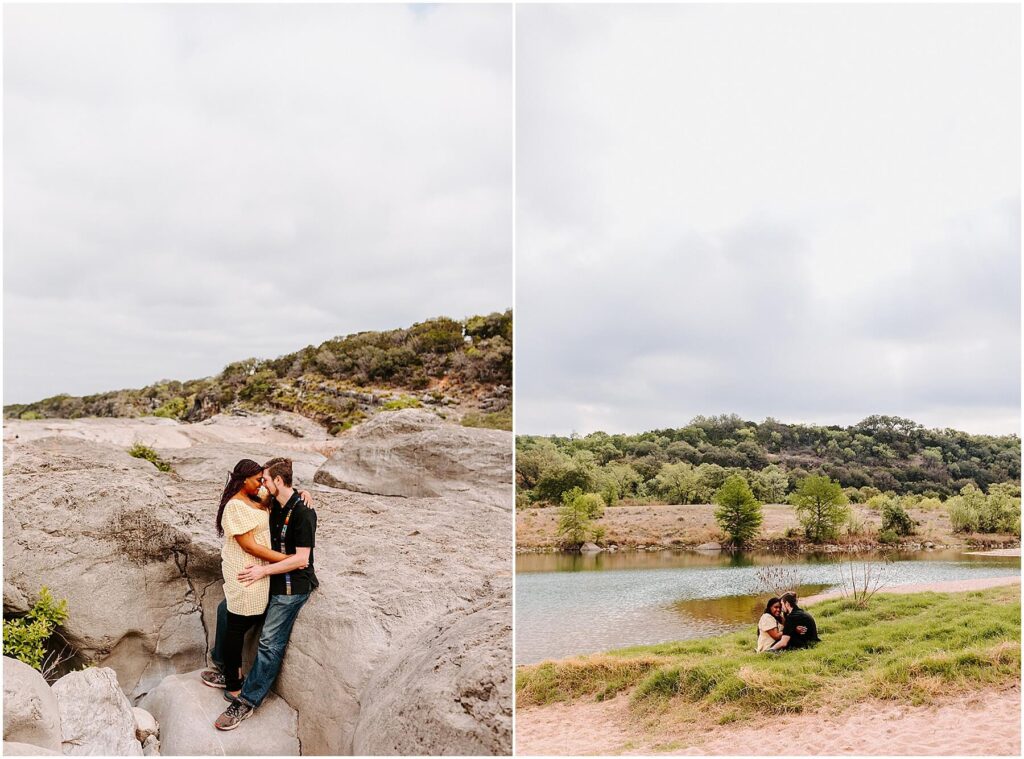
top-left (516, 502), bottom-right (1018, 551)
top-left (515, 585), bottom-right (1021, 755)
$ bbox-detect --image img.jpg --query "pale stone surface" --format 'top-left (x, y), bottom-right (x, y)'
top-left (314, 408), bottom-right (511, 500)
top-left (4, 411), bottom-right (512, 755)
top-left (3, 438), bottom-right (213, 700)
top-left (52, 668), bottom-right (142, 756)
top-left (138, 672), bottom-right (298, 756)
top-left (3, 741), bottom-right (61, 755)
top-left (352, 590), bottom-right (513, 755)
top-left (131, 707), bottom-right (158, 743)
top-left (2, 657), bottom-right (63, 752)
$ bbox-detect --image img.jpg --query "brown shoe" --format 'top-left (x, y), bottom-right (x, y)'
top-left (200, 669), bottom-right (226, 689)
top-left (214, 700), bottom-right (254, 731)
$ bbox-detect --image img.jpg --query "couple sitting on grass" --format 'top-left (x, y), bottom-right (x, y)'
top-left (756, 591), bottom-right (819, 653)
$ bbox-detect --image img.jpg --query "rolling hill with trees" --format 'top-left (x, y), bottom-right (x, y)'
top-left (6, 311), bottom-right (512, 433)
top-left (516, 414), bottom-right (1019, 505)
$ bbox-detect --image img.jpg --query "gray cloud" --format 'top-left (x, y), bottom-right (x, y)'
top-left (517, 4), bottom-right (1019, 435)
top-left (4, 4), bottom-right (511, 403)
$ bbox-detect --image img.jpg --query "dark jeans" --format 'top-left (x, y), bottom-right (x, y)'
top-left (237, 593), bottom-right (309, 708)
top-left (210, 599), bottom-right (229, 672)
top-left (223, 608), bottom-right (264, 692)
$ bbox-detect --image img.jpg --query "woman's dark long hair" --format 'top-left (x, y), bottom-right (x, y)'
top-left (216, 459), bottom-right (264, 536)
top-left (763, 597), bottom-right (783, 621)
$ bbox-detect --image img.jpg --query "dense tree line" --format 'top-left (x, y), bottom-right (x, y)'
top-left (517, 413), bottom-right (1020, 506)
top-left (6, 312), bottom-right (512, 434)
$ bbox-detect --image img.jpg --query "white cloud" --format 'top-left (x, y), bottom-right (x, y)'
top-left (516, 3), bottom-right (1020, 436)
top-left (4, 4), bottom-right (512, 403)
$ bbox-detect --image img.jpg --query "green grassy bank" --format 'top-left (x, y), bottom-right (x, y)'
top-left (517, 586), bottom-right (1020, 724)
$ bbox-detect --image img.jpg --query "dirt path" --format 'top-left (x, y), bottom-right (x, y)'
top-left (803, 574), bottom-right (1021, 605)
top-left (515, 685), bottom-right (1021, 755)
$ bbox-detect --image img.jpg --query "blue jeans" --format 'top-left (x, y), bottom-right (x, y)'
top-left (237, 593), bottom-right (309, 708)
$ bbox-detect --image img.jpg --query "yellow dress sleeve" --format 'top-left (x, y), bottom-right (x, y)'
top-left (221, 500), bottom-right (264, 537)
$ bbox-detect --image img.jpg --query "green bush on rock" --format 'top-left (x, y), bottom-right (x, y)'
top-left (3, 587), bottom-right (69, 672)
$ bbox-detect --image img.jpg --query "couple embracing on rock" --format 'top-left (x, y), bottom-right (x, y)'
top-left (202, 457), bottom-right (318, 731)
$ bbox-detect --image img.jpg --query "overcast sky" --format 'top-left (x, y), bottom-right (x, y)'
top-left (4, 4), bottom-right (511, 404)
top-left (517, 4), bottom-right (1020, 436)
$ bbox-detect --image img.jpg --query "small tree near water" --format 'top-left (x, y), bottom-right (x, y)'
top-left (790, 475), bottom-right (849, 543)
top-left (713, 475), bottom-right (763, 547)
top-left (556, 487), bottom-right (605, 549)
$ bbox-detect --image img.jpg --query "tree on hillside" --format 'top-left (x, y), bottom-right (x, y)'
top-left (713, 475), bottom-right (763, 547)
top-left (790, 475), bottom-right (849, 543)
top-left (556, 487), bottom-right (606, 549)
top-left (534, 453), bottom-right (597, 503)
top-left (752, 464), bottom-right (789, 503)
top-left (654, 462), bottom-right (701, 504)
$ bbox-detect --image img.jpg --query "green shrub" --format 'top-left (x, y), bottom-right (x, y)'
top-left (128, 443), bottom-right (172, 472)
top-left (3, 588), bottom-right (69, 671)
top-left (946, 484), bottom-right (1019, 535)
top-left (19, 410), bottom-right (43, 420)
top-left (878, 528), bottom-right (900, 545)
top-left (948, 499), bottom-right (980, 533)
top-left (461, 408), bottom-right (512, 431)
top-left (881, 501), bottom-right (915, 536)
top-left (152, 397), bottom-right (188, 419)
top-left (382, 395), bottom-right (422, 410)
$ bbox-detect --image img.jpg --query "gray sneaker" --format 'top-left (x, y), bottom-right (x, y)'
top-left (214, 700), bottom-right (254, 731)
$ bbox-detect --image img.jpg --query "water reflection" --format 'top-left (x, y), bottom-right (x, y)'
top-left (671, 583), bottom-right (831, 625)
top-left (515, 549), bottom-right (1019, 664)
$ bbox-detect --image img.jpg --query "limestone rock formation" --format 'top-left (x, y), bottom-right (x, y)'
top-left (3, 437), bottom-right (212, 700)
top-left (2, 657), bottom-right (62, 752)
top-left (313, 409), bottom-right (510, 500)
top-left (4, 413), bottom-right (513, 755)
top-left (352, 591), bottom-right (513, 755)
top-left (138, 672), bottom-right (298, 756)
top-left (52, 668), bottom-right (142, 756)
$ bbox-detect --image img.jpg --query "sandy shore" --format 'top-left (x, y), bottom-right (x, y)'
top-left (803, 574), bottom-right (1021, 605)
top-left (515, 685), bottom-right (1021, 755)
top-left (965, 548), bottom-right (1021, 557)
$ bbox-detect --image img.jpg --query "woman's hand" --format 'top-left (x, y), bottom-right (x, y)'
top-left (238, 564), bottom-right (269, 586)
top-left (299, 489), bottom-right (314, 506)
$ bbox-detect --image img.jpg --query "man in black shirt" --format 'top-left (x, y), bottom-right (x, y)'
top-left (768, 592), bottom-right (819, 652)
top-left (215, 457), bottom-right (318, 730)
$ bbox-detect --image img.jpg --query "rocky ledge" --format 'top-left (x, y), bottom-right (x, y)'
top-left (3, 409), bottom-right (512, 755)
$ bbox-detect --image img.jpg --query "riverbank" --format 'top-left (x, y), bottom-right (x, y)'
top-left (515, 502), bottom-right (1019, 553)
top-left (515, 584), bottom-right (1021, 755)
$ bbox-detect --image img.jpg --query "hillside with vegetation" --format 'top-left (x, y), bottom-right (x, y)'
top-left (5, 311), bottom-right (512, 433)
top-left (516, 414), bottom-right (1020, 549)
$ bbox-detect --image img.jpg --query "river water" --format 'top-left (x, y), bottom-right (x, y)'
top-left (515, 549), bottom-right (1020, 664)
